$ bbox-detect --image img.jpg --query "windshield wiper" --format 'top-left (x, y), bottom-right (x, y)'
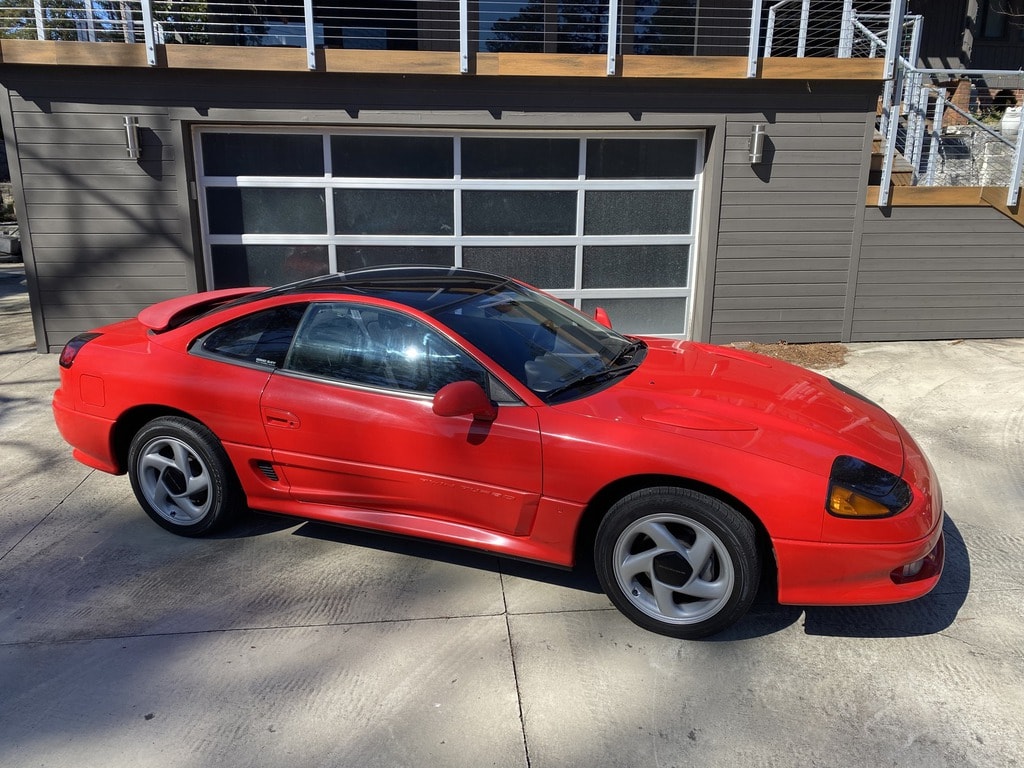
top-left (610, 339), bottom-right (646, 367)
top-left (543, 363), bottom-right (640, 402)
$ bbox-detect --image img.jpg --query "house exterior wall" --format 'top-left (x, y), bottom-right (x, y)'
top-left (911, 0), bottom-right (971, 70)
top-left (710, 106), bottom-right (875, 344)
top-left (6, 65), bottom-right (1024, 352)
top-left (0, 65), bottom-right (882, 352)
top-left (853, 205), bottom-right (1024, 341)
top-left (0, 74), bottom-right (196, 352)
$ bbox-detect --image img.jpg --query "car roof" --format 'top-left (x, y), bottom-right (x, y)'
top-left (252, 266), bottom-right (517, 314)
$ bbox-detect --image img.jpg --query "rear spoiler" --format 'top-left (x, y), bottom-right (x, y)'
top-left (137, 287), bottom-right (266, 332)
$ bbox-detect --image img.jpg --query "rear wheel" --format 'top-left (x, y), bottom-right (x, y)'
top-left (127, 416), bottom-right (242, 536)
top-left (595, 487), bottom-right (761, 639)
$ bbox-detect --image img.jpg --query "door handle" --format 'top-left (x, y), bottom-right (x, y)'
top-left (263, 408), bottom-right (300, 429)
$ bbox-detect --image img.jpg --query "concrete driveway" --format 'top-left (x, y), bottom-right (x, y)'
top-left (1, 265), bottom-right (1022, 767)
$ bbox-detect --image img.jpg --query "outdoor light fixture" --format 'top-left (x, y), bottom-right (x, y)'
top-left (749, 123), bottom-right (766, 165)
top-left (124, 116), bottom-right (141, 160)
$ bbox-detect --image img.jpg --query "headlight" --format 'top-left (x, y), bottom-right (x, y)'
top-left (826, 455), bottom-right (912, 518)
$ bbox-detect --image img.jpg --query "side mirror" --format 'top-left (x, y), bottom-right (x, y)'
top-left (433, 381), bottom-right (498, 422)
top-left (593, 307), bottom-right (612, 328)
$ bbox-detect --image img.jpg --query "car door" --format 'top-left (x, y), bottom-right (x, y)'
top-left (259, 301), bottom-right (543, 536)
top-left (187, 301), bottom-right (309, 448)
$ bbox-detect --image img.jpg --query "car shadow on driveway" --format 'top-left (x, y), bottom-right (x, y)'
top-left (226, 510), bottom-right (969, 641)
top-left (798, 513), bottom-right (969, 639)
top-left (289, 519), bottom-right (606, 594)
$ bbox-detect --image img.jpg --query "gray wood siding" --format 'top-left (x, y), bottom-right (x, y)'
top-left (852, 206), bottom-right (1024, 341)
top-left (2, 90), bottom-right (192, 350)
top-left (709, 112), bottom-right (872, 344)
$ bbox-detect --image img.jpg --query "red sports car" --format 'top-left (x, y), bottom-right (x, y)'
top-left (53, 267), bottom-right (944, 638)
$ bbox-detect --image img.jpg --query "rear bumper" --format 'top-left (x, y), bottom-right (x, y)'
top-left (774, 516), bottom-right (944, 606)
top-left (52, 392), bottom-right (120, 474)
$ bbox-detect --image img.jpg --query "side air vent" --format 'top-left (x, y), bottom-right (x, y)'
top-left (256, 461), bottom-right (280, 482)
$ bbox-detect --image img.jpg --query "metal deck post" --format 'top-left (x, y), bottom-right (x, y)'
top-left (1008, 121), bottom-right (1024, 208)
top-left (747, 0), bottom-right (764, 78)
top-left (304, 0), bottom-right (316, 70)
top-left (460, 0), bottom-right (469, 73)
top-left (607, 0), bottom-right (620, 75)
top-left (878, 0), bottom-right (909, 207)
top-left (838, 0), bottom-right (855, 58)
top-left (140, 0), bottom-right (156, 65)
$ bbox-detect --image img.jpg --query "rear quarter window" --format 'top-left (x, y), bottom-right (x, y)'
top-left (198, 304), bottom-right (307, 368)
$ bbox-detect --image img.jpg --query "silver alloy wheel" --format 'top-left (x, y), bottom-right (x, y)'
top-left (611, 512), bottom-right (736, 626)
top-left (136, 435), bottom-right (214, 525)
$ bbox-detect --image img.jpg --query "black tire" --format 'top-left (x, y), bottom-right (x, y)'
top-left (594, 487), bottom-right (761, 639)
top-left (127, 416), bottom-right (243, 537)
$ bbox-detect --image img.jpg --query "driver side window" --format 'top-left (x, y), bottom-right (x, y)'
top-left (285, 302), bottom-right (488, 395)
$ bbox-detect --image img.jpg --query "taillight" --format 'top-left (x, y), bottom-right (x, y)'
top-left (58, 333), bottom-right (101, 369)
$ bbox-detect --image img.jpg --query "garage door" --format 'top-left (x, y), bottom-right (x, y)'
top-left (196, 128), bottom-right (703, 336)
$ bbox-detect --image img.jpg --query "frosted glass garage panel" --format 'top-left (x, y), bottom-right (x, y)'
top-left (331, 135), bottom-right (453, 178)
top-left (202, 133), bottom-right (324, 177)
top-left (334, 189), bottom-right (453, 235)
top-left (462, 246), bottom-right (575, 289)
top-left (463, 191), bottom-right (577, 235)
top-left (207, 188), bottom-right (327, 235)
top-left (211, 245), bottom-right (329, 288)
top-left (462, 137), bottom-right (579, 178)
top-left (584, 189), bottom-right (694, 235)
top-left (586, 139), bottom-right (699, 179)
top-left (336, 246), bottom-right (453, 272)
top-left (583, 245), bottom-right (689, 288)
top-left (581, 297), bottom-right (689, 335)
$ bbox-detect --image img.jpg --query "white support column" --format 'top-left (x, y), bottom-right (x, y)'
top-left (140, 0), bottom-right (156, 65)
top-left (1008, 119), bottom-right (1024, 207)
top-left (924, 89), bottom-right (946, 187)
top-left (459, 0), bottom-right (469, 73)
top-left (908, 73), bottom-right (929, 184)
top-left (882, 0), bottom-right (907, 85)
top-left (33, 0), bottom-right (44, 40)
top-left (121, 0), bottom-right (135, 43)
top-left (607, 0), bottom-right (620, 76)
top-left (85, 1), bottom-right (98, 43)
top-left (838, 0), bottom-right (855, 58)
top-left (907, 14), bottom-right (922, 68)
top-left (878, 0), bottom-right (908, 207)
top-left (797, 0), bottom-right (810, 58)
top-left (747, 0), bottom-right (764, 78)
top-left (304, 0), bottom-right (316, 70)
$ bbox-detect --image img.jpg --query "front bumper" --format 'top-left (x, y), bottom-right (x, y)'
top-left (774, 517), bottom-right (944, 606)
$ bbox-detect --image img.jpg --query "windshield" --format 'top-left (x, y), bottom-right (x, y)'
top-left (427, 281), bottom-right (644, 402)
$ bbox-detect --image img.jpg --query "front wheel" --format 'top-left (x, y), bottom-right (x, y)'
top-left (127, 416), bottom-right (242, 536)
top-left (595, 487), bottom-right (761, 639)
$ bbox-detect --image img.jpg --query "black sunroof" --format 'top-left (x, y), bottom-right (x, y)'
top-left (277, 266), bottom-right (511, 310)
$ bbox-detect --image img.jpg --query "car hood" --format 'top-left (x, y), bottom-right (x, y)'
top-left (554, 339), bottom-right (905, 474)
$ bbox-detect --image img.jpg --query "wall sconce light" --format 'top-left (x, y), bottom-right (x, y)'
top-left (749, 123), bottom-right (766, 165)
top-left (124, 116), bottom-right (141, 160)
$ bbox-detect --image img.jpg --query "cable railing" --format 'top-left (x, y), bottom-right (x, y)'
top-left (1, 1), bottom-right (892, 62)
top-left (899, 72), bottom-right (1024, 193)
top-left (854, 2), bottom-right (1024, 206)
